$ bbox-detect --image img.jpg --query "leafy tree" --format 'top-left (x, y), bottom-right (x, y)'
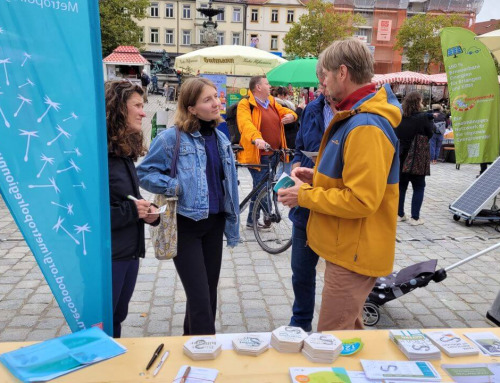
top-left (283, 0), bottom-right (365, 58)
top-left (99, 0), bottom-right (149, 57)
top-left (395, 13), bottom-right (466, 73)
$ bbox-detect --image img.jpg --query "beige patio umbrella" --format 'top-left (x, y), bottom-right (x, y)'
top-left (476, 29), bottom-right (500, 62)
top-left (174, 45), bottom-right (287, 76)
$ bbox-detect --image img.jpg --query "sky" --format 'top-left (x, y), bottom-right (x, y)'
top-left (476, 0), bottom-right (500, 22)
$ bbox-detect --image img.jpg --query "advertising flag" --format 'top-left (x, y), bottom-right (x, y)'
top-left (440, 27), bottom-right (500, 164)
top-left (0, 1), bottom-right (112, 334)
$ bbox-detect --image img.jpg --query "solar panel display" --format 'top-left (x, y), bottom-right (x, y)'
top-left (450, 157), bottom-right (500, 218)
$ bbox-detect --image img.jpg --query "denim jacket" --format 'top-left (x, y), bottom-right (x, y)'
top-left (137, 126), bottom-right (240, 247)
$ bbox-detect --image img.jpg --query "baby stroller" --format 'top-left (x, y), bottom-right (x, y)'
top-left (363, 242), bottom-right (500, 326)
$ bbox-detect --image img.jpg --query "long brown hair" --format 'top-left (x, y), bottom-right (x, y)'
top-left (174, 77), bottom-right (223, 133)
top-left (402, 91), bottom-right (423, 118)
top-left (105, 81), bottom-right (147, 160)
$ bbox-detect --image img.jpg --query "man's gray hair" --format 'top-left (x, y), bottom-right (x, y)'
top-left (321, 38), bottom-right (374, 85)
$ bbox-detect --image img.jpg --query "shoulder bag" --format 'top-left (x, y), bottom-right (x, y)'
top-left (150, 127), bottom-right (180, 260)
top-left (402, 134), bottom-right (430, 176)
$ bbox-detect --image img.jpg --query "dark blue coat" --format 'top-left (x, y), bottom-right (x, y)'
top-left (289, 94), bottom-right (327, 230)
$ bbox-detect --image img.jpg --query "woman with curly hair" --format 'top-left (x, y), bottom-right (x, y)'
top-left (137, 77), bottom-right (239, 335)
top-left (105, 81), bottom-right (160, 338)
top-left (396, 91), bottom-right (434, 226)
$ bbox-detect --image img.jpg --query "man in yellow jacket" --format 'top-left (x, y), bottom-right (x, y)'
top-left (237, 75), bottom-right (296, 228)
top-left (278, 38), bottom-right (402, 330)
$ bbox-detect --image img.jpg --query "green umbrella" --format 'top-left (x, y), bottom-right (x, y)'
top-left (267, 58), bottom-right (319, 87)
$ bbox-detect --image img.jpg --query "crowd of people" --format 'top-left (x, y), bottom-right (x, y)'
top-left (105, 37), bottom-right (456, 338)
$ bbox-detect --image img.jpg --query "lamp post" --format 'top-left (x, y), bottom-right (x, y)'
top-left (423, 52), bottom-right (431, 108)
top-left (423, 52), bottom-right (430, 74)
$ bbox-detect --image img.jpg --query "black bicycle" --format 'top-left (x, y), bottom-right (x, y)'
top-left (233, 145), bottom-right (294, 254)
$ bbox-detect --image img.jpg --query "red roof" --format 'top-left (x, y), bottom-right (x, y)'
top-left (103, 46), bottom-right (150, 64)
top-left (473, 19), bottom-right (500, 36)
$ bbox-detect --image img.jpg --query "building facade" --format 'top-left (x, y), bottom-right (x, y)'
top-left (136, 0), bottom-right (484, 73)
top-left (136, 0), bottom-right (246, 58)
top-left (245, 0), bottom-right (308, 55)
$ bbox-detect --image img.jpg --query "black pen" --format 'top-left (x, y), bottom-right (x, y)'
top-left (146, 343), bottom-right (164, 371)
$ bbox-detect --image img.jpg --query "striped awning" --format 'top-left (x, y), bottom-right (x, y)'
top-left (372, 71), bottom-right (434, 86)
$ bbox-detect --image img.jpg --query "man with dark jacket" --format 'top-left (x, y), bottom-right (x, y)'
top-left (288, 57), bottom-right (336, 332)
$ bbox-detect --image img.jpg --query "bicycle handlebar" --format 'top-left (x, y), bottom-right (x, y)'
top-left (250, 140), bottom-right (294, 155)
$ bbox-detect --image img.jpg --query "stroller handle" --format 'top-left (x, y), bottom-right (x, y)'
top-left (444, 241), bottom-right (500, 272)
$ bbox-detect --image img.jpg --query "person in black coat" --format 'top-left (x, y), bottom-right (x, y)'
top-left (105, 81), bottom-right (160, 338)
top-left (396, 91), bottom-right (433, 226)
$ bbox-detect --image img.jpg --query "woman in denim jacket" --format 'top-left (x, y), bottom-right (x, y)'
top-left (137, 78), bottom-right (239, 335)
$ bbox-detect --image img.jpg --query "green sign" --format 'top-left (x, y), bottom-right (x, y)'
top-left (440, 27), bottom-right (500, 164)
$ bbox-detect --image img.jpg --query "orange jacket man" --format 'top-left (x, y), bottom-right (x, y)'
top-left (237, 76), bottom-right (296, 227)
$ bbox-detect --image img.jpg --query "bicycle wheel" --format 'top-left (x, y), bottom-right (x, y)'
top-left (251, 187), bottom-right (292, 254)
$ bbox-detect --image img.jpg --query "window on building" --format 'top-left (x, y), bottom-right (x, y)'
top-left (150, 2), bottom-right (159, 17)
top-left (356, 11), bottom-right (373, 26)
top-left (199, 29), bottom-right (204, 43)
top-left (217, 7), bottom-right (225, 21)
top-left (251, 9), bottom-right (258, 22)
top-left (139, 27), bottom-right (144, 43)
top-left (233, 7), bottom-right (241, 22)
top-left (250, 33), bottom-right (258, 47)
top-left (150, 28), bottom-right (159, 43)
top-left (165, 3), bottom-right (174, 18)
top-left (198, 4), bottom-right (208, 18)
top-left (165, 29), bottom-right (174, 45)
top-left (287, 10), bottom-right (294, 23)
top-left (356, 27), bottom-right (372, 43)
top-left (217, 32), bottom-right (225, 45)
top-left (232, 33), bottom-right (241, 45)
top-left (182, 30), bottom-right (191, 45)
top-left (271, 9), bottom-right (278, 23)
top-left (182, 5), bottom-right (191, 19)
top-left (270, 35), bottom-right (278, 50)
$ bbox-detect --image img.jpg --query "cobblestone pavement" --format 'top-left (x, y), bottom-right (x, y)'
top-left (0, 94), bottom-right (498, 342)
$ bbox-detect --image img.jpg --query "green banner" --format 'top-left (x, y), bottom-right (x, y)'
top-left (440, 27), bottom-right (500, 164)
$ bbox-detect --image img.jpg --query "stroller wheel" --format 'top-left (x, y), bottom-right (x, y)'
top-left (363, 302), bottom-right (380, 326)
top-left (453, 214), bottom-right (460, 222)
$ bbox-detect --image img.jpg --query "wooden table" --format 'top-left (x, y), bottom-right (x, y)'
top-left (0, 328), bottom-right (499, 382)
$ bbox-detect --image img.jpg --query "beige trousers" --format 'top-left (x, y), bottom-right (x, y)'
top-left (318, 261), bottom-right (377, 331)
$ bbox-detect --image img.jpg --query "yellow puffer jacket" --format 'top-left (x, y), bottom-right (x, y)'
top-left (236, 90), bottom-right (296, 165)
top-left (298, 84), bottom-right (402, 277)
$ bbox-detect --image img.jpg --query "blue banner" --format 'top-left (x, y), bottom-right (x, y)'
top-left (0, 1), bottom-right (112, 334)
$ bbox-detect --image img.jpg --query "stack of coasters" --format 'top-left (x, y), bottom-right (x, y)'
top-left (270, 326), bottom-right (308, 353)
top-left (389, 329), bottom-right (441, 360)
top-left (232, 334), bottom-right (269, 357)
top-left (302, 333), bottom-right (343, 363)
top-left (183, 337), bottom-right (222, 361)
top-left (425, 330), bottom-right (479, 357)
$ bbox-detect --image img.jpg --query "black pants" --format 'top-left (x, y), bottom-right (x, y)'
top-left (174, 213), bottom-right (225, 335)
top-left (112, 259), bottom-right (139, 338)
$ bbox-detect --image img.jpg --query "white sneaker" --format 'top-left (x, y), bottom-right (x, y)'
top-left (397, 214), bottom-right (407, 222)
top-left (409, 218), bottom-right (424, 226)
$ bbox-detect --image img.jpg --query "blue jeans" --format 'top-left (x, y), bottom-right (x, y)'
top-left (429, 133), bottom-right (443, 161)
top-left (247, 155), bottom-right (277, 225)
top-left (398, 173), bottom-right (426, 220)
top-left (289, 225), bottom-right (319, 332)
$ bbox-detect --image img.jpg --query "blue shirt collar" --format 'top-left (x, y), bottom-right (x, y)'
top-left (254, 96), bottom-right (270, 109)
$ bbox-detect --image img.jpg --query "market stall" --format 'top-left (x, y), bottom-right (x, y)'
top-left (0, 328), bottom-right (498, 382)
top-left (102, 46), bottom-right (151, 85)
